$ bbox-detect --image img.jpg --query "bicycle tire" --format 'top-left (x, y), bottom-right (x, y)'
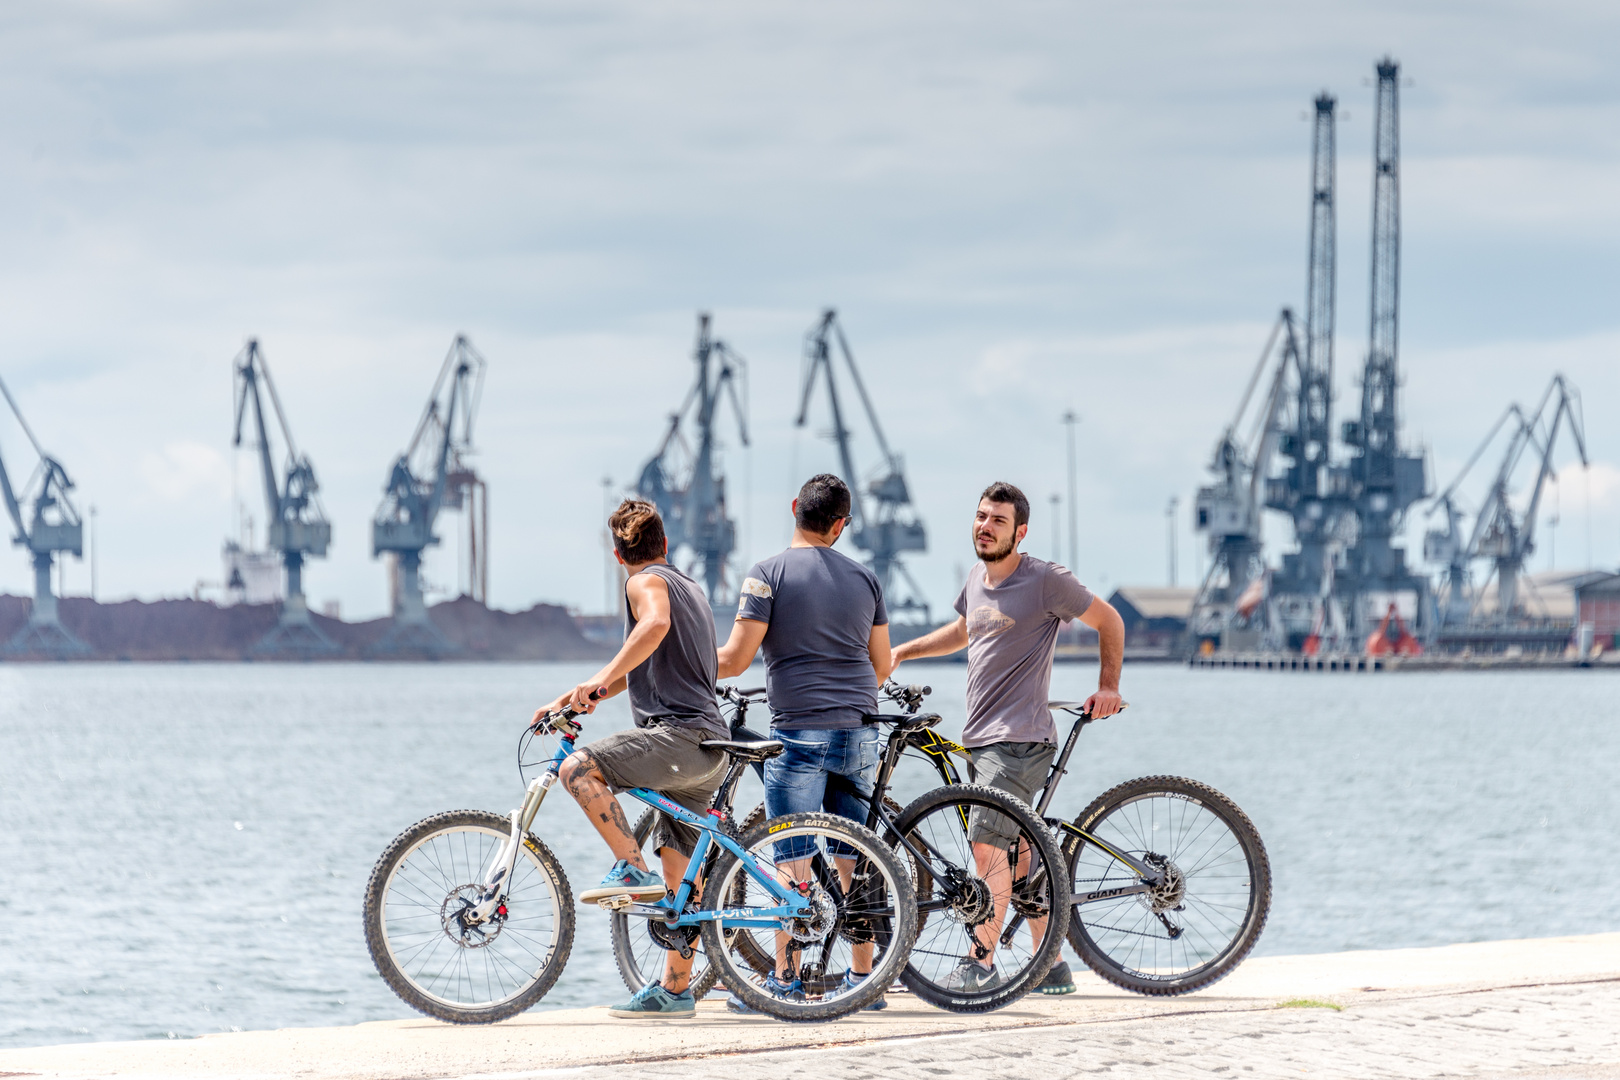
top-left (610, 809), bottom-right (722, 1001)
top-left (1064, 775), bottom-right (1270, 996)
top-left (722, 796), bottom-right (907, 995)
top-left (364, 809), bottom-right (574, 1023)
top-left (700, 812), bottom-right (917, 1022)
top-left (892, 783), bottom-right (1069, 1013)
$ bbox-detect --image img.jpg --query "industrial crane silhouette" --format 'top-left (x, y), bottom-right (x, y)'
top-left (637, 313), bottom-right (750, 609)
top-left (231, 340), bottom-right (335, 654)
top-left (796, 310), bottom-right (929, 622)
top-left (0, 370), bottom-right (88, 654)
top-left (371, 336), bottom-right (486, 653)
top-left (1425, 375), bottom-right (1587, 623)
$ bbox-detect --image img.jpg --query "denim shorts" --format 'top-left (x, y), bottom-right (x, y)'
top-left (764, 725), bottom-right (882, 859)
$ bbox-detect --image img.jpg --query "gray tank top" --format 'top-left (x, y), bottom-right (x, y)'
top-left (624, 563), bottom-right (726, 738)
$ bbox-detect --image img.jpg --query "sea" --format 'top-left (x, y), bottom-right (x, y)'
top-left (1, 661), bottom-right (1616, 1049)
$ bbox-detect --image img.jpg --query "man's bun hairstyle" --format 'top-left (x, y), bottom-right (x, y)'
top-left (980, 481), bottom-right (1030, 529)
top-left (795, 473), bottom-right (852, 535)
top-left (609, 498), bottom-right (666, 564)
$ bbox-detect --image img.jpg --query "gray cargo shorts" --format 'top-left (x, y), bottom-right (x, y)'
top-left (966, 740), bottom-right (1055, 847)
top-left (582, 721), bottom-right (728, 858)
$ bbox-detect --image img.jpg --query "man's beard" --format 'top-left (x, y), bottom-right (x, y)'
top-left (975, 532), bottom-right (1016, 564)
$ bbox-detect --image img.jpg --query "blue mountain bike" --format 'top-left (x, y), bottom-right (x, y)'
top-left (364, 703), bottom-right (917, 1023)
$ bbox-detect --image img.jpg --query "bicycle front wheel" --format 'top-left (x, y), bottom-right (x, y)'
top-left (1065, 775), bottom-right (1270, 995)
top-left (364, 809), bottom-right (574, 1023)
top-left (701, 812), bottom-right (917, 1022)
top-left (893, 783), bottom-right (1069, 1012)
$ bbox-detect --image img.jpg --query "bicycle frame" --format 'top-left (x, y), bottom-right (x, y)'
top-left (473, 727), bottom-right (814, 929)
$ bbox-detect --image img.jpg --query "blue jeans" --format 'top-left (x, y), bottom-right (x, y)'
top-left (765, 726), bottom-right (882, 860)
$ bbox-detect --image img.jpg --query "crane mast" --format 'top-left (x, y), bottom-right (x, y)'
top-left (636, 313), bottom-right (750, 610)
top-left (231, 340), bottom-right (335, 654)
top-left (0, 370), bottom-right (88, 654)
top-left (371, 336), bottom-right (486, 653)
top-left (796, 310), bottom-right (929, 622)
top-left (1339, 58), bottom-right (1429, 637)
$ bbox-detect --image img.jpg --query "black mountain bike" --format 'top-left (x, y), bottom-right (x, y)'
top-left (615, 683), bottom-right (1070, 1014)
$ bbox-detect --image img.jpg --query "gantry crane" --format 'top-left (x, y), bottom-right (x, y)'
top-left (1425, 375), bottom-right (1587, 622)
top-left (371, 336), bottom-right (486, 653)
top-left (231, 340), bottom-right (335, 654)
top-left (0, 370), bottom-right (88, 654)
top-left (636, 313), bottom-right (751, 610)
top-left (796, 309), bottom-right (930, 622)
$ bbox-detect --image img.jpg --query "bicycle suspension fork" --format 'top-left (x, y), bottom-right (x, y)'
top-left (473, 735), bottom-right (574, 921)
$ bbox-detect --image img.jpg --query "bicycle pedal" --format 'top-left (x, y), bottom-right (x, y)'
top-left (596, 895), bottom-right (634, 912)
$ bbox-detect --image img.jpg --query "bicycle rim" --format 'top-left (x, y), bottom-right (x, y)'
top-left (702, 813), bottom-right (916, 1021)
top-left (895, 784), bottom-right (1068, 1011)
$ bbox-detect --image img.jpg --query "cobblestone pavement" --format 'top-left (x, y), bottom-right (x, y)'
top-left (543, 980), bottom-right (1620, 1080)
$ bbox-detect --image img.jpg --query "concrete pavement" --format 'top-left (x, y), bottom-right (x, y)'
top-left (3, 932), bottom-right (1618, 1079)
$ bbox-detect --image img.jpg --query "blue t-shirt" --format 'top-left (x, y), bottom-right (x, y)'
top-left (737, 546), bottom-right (889, 730)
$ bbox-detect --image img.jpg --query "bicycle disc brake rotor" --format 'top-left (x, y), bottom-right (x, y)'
top-left (439, 884), bottom-right (507, 948)
top-left (946, 873), bottom-right (995, 926)
top-left (787, 887), bottom-right (838, 943)
top-left (1140, 853), bottom-right (1187, 913)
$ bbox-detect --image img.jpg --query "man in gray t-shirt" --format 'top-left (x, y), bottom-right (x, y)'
top-left (892, 481), bottom-right (1124, 995)
top-left (716, 473), bottom-right (894, 1011)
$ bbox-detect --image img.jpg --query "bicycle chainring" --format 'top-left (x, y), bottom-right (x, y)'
top-left (647, 917), bottom-right (702, 954)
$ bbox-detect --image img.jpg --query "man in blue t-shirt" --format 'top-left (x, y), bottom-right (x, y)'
top-left (716, 473), bottom-right (893, 1011)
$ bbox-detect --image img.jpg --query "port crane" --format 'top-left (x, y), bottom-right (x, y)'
top-left (0, 370), bottom-right (88, 654)
top-left (795, 309), bottom-right (930, 622)
top-left (371, 336), bottom-right (487, 653)
top-left (1424, 375), bottom-right (1587, 622)
top-left (1192, 309), bottom-right (1295, 647)
top-left (231, 340), bottom-right (335, 654)
top-left (636, 313), bottom-right (750, 608)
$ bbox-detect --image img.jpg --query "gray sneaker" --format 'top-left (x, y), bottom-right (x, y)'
top-left (940, 957), bottom-right (1002, 992)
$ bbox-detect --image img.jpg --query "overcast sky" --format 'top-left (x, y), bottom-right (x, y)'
top-left (0, 0), bottom-right (1614, 620)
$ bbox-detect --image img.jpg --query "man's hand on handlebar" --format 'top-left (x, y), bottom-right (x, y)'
top-left (530, 684), bottom-right (607, 731)
top-left (1082, 687), bottom-right (1124, 719)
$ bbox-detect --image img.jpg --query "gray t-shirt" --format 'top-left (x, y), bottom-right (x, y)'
top-left (737, 546), bottom-right (889, 730)
top-left (624, 563), bottom-right (727, 739)
top-left (953, 555), bottom-right (1096, 748)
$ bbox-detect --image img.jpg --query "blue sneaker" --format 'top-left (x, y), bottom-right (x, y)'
top-left (579, 860), bottom-right (666, 905)
top-left (725, 974), bottom-right (805, 1015)
top-left (837, 968), bottom-right (887, 1011)
top-left (608, 981), bottom-right (695, 1019)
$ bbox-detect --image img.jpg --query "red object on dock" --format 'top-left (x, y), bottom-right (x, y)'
top-left (1365, 602), bottom-right (1422, 657)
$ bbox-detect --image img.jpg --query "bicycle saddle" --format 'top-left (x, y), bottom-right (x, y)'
top-left (701, 739), bottom-right (785, 763)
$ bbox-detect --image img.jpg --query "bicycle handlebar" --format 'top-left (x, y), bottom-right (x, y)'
top-left (533, 687), bottom-right (606, 738)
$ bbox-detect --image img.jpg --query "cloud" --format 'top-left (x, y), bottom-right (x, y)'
top-left (139, 442), bottom-right (231, 503)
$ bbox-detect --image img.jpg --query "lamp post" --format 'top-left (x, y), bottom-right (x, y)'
top-left (1062, 411), bottom-right (1079, 571)
top-left (1166, 496), bottom-right (1179, 587)
top-left (1050, 493), bottom-right (1061, 563)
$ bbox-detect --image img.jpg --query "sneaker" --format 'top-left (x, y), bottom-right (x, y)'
top-left (579, 860), bottom-right (666, 905)
top-left (1035, 959), bottom-right (1076, 995)
top-left (939, 956), bottom-right (1002, 992)
top-left (725, 974), bottom-right (805, 1015)
top-left (607, 981), bottom-right (695, 1019)
top-left (837, 968), bottom-right (887, 1011)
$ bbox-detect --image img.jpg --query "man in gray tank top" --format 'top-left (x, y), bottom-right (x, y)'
top-left (893, 481), bottom-right (1125, 995)
top-left (534, 498), bottom-right (729, 1020)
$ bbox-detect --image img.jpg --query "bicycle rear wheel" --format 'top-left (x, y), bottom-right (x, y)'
top-left (364, 810), bottom-right (574, 1023)
top-left (1064, 775), bottom-right (1270, 995)
top-left (893, 784), bottom-right (1069, 1012)
top-left (610, 809), bottom-right (722, 1000)
top-left (701, 812), bottom-right (917, 1021)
